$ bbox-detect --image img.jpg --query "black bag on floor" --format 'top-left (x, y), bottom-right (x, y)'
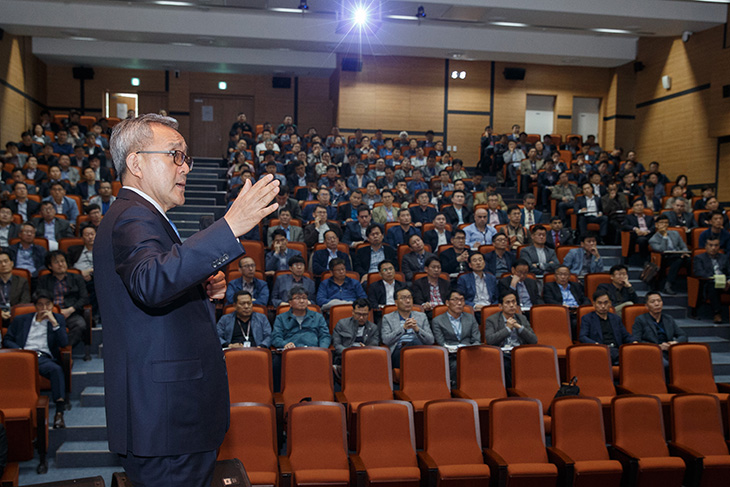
top-left (111, 459), bottom-right (251, 487)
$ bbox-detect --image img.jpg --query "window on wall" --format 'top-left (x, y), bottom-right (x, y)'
top-left (525, 95), bottom-right (555, 135)
top-left (105, 92), bottom-right (138, 119)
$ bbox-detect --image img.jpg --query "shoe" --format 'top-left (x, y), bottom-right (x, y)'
top-left (83, 353), bottom-right (92, 361)
top-left (714, 314), bottom-right (723, 324)
top-left (663, 284), bottom-right (676, 295)
top-left (54, 412), bottom-right (65, 429)
top-left (332, 365), bottom-right (342, 383)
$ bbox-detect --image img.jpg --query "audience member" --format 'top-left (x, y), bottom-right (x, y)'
top-left (43, 182), bottom-right (80, 224)
top-left (563, 233), bottom-right (604, 276)
top-left (271, 286), bottom-right (330, 349)
top-left (409, 191), bottom-right (438, 228)
top-left (224, 256), bottom-right (269, 306)
top-left (431, 289), bottom-right (481, 383)
top-left (304, 205), bottom-right (342, 247)
top-left (372, 190), bottom-right (399, 225)
top-left (575, 182), bottom-right (608, 242)
top-left (443, 190), bottom-right (472, 226)
top-left (88, 181), bottom-right (116, 215)
top-left (649, 215), bottom-right (690, 295)
top-left (332, 299), bottom-right (379, 365)
top-left (632, 291), bottom-right (687, 366)
top-left (665, 198), bottom-right (696, 230)
top-left (457, 253), bottom-right (499, 310)
top-left (698, 210), bottom-right (730, 253)
top-left (694, 237), bottom-right (730, 323)
top-left (412, 256), bottom-right (451, 311)
top-left (551, 172), bottom-right (579, 223)
top-left (353, 224), bottom-right (397, 278)
top-left (385, 209), bottom-right (421, 248)
top-left (0, 207), bottom-right (19, 248)
top-left (439, 230), bottom-right (471, 276)
top-left (7, 223), bottom-right (47, 279)
top-left (316, 258), bottom-right (366, 311)
top-left (498, 259), bottom-right (543, 310)
top-left (216, 291), bottom-right (271, 349)
top-left (6, 182), bottom-right (41, 222)
top-left (520, 225), bottom-right (559, 276)
top-left (270, 256), bottom-right (315, 308)
top-left (342, 205), bottom-right (374, 247)
top-left (0, 250), bottom-right (31, 319)
top-left (312, 230), bottom-right (352, 275)
top-left (367, 260), bottom-right (405, 309)
top-left (422, 213), bottom-right (452, 252)
top-left (33, 201), bottom-right (74, 251)
top-left (381, 288), bottom-right (434, 368)
top-left (545, 216), bottom-right (574, 249)
top-left (579, 290), bottom-right (637, 365)
top-left (266, 208), bottom-right (303, 244)
top-left (464, 208), bottom-right (497, 249)
top-left (265, 229), bottom-right (302, 275)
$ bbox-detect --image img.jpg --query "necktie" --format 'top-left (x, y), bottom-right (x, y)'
top-left (169, 220), bottom-right (181, 239)
top-left (554, 231), bottom-right (560, 245)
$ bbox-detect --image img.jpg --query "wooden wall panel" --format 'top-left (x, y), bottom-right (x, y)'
top-left (447, 60), bottom-right (491, 113)
top-left (297, 77), bottom-right (333, 136)
top-left (446, 113), bottom-right (490, 165)
top-left (0, 34), bottom-right (46, 143)
top-left (719, 141), bottom-right (730, 201)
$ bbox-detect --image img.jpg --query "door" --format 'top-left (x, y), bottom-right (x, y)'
top-left (572, 97), bottom-right (601, 139)
top-left (189, 95), bottom-right (255, 157)
top-left (525, 95), bottom-right (555, 135)
top-left (105, 92), bottom-right (138, 119)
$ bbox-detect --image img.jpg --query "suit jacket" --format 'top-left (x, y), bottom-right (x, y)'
top-left (354, 244), bottom-right (398, 276)
top-left (66, 244), bottom-right (90, 268)
top-left (648, 231), bottom-right (688, 253)
top-left (37, 272), bottom-right (89, 313)
top-left (266, 197), bottom-right (302, 222)
top-left (443, 206), bottom-right (472, 227)
top-left (25, 169), bottom-right (48, 184)
top-left (2, 312), bottom-right (68, 362)
top-left (401, 251), bottom-right (436, 281)
top-left (342, 221), bottom-right (370, 245)
top-left (270, 274), bottom-right (316, 308)
top-left (596, 283), bottom-right (640, 306)
top-left (483, 250), bottom-right (515, 277)
top-left (367, 279), bottom-right (407, 309)
top-left (622, 213), bottom-right (655, 233)
top-left (6, 243), bottom-right (47, 277)
top-left (483, 312), bottom-right (537, 347)
top-left (412, 277), bottom-right (451, 306)
top-left (215, 311), bottom-right (271, 348)
top-left (545, 228), bottom-right (574, 249)
top-left (563, 248), bottom-right (604, 275)
top-left (431, 311), bottom-right (481, 346)
top-left (264, 248), bottom-right (302, 272)
top-left (385, 225), bottom-right (421, 248)
top-left (337, 202), bottom-right (360, 222)
top-left (5, 198), bottom-right (41, 218)
top-left (332, 317), bottom-right (380, 357)
top-left (579, 311), bottom-right (636, 345)
top-left (485, 209), bottom-right (509, 225)
top-left (666, 211), bottom-right (697, 229)
top-left (303, 223), bottom-right (342, 248)
top-left (423, 229), bottom-right (452, 253)
top-left (93, 188), bottom-right (242, 456)
top-left (410, 206), bottom-right (438, 225)
top-left (542, 281), bottom-right (589, 306)
top-left (439, 247), bottom-right (472, 275)
top-left (520, 208), bottom-right (543, 226)
top-left (77, 181), bottom-right (101, 200)
top-left (0, 222), bottom-right (20, 244)
top-left (312, 249), bottom-right (352, 275)
top-left (457, 272), bottom-right (499, 307)
top-left (33, 217), bottom-right (74, 242)
top-left (520, 245), bottom-right (559, 274)
top-left (372, 205), bottom-right (400, 226)
top-left (693, 252), bottom-right (730, 278)
top-left (266, 225), bottom-right (304, 245)
top-left (632, 313), bottom-right (688, 345)
top-left (380, 310), bottom-right (434, 353)
top-left (42, 196), bottom-right (80, 223)
top-left (574, 195), bottom-right (604, 215)
top-left (498, 276), bottom-right (544, 307)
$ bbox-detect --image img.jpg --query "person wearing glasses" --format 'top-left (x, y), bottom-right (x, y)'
top-left (431, 290), bottom-right (481, 384)
top-left (94, 114), bottom-right (280, 487)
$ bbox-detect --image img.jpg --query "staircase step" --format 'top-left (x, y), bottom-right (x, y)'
top-left (49, 404), bottom-right (108, 454)
top-left (80, 386), bottom-right (106, 408)
top-left (677, 321), bottom-right (730, 339)
top-left (711, 352), bottom-right (730, 376)
top-left (690, 336), bottom-right (730, 353)
top-left (70, 360), bottom-right (105, 397)
top-left (55, 441), bottom-right (120, 468)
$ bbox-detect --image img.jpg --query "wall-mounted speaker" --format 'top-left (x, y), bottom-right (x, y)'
top-left (0, 28), bottom-right (5, 42)
top-left (72, 67), bottom-right (95, 80)
top-left (503, 67), bottom-right (525, 80)
top-left (633, 61), bottom-right (645, 73)
top-left (342, 57), bottom-right (363, 72)
top-left (272, 76), bottom-right (291, 89)
top-left (723, 85), bottom-right (730, 99)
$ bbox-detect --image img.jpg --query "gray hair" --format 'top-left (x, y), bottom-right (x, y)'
top-left (109, 113), bottom-right (179, 183)
top-left (288, 285), bottom-right (308, 301)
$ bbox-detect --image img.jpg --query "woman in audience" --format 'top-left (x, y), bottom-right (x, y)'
top-left (32, 123), bottom-right (51, 145)
top-left (675, 174), bottom-right (695, 199)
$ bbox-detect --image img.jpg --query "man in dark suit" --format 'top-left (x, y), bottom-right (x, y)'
top-left (266, 188), bottom-right (303, 223)
top-left (579, 289), bottom-right (637, 364)
top-left (367, 260), bottom-right (406, 310)
top-left (0, 207), bottom-right (20, 248)
top-left (33, 201), bottom-right (74, 248)
top-left (331, 298), bottom-right (380, 365)
top-left (439, 229), bottom-right (472, 276)
top-left (442, 190), bottom-right (472, 227)
top-left (353, 224), bottom-right (397, 277)
top-left (665, 198), bottom-right (697, 230)
top-left (385, 209), bottom-right (421, 248)
top-left (264, 229), bottom-right (303, 275)
top-left (632, 291), bottom-right (688, 366)
top-left (498, 259), bottom-right (544, 310)
top-left (622, 199), bottom-right (655, 260)
top-left (574, 182), bottom-right (608, 241)
top-left (342, 205), bottom-right (373, 247)
top-left (2, 290), bottom-right (68, 428)
top-left (423, 213), bottom-right (452, 252)
top-left (303, 205), bottom-right (343, 248)
top-left (337, 190), bottom-right (364, 223)
top-left (5, 182), bottom-right (41, 222)
top-left (7, 223), bottom-right (47, 279)
top-left (412, 256), bottom-right (451, 310)
top-left (694, 237), bottom-right (730, 323)
top-left (0, 251), bottom-right (31, 317)
top-left (543, 265), bottom-right (589, 307)
top-left (545, 216), bottom-right (574, 249)
top-left (431, 289), bottom-right (481, 383)
top-left (93, 114), bottom-right (280, 486)
top-left (483, 233), bottom-right (514, 278)
top-left (401, 234), bottom-right (436, 281)
top-left (302, 187), bottom-right (337, 221)
top-left (409, 191), bottom-right (438, 228)
top-left (311, 229), bottom-right (352, 275)
top-left (519, 194), bottom-right (543, 226)
top-left (86, 155), bottom-right (113, 183)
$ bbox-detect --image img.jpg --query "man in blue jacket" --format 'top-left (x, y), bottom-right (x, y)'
top-left (216, 291), bottom-right (271, 348)
top-left (271, 285), bottom-right (331, 349)
top-left (225, 256), bottom-right (270, 305)
top-left (579, 289), bottom-right (637, 364)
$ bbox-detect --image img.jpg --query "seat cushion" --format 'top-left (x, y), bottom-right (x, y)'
top-left (702, 455), bottom-right (730, 468)
top-left (248, 470), bottom-right (278, 486)
top-left (295, 468), bottom-right (350, 485)
top-left (543, 415), bottom-right (552, 435)
top-left (573, 460), bottom-right (623, 475)
top-left (367, 466), bottom-right (421, 482)
top-left (507, 462), bottom-right (558, 478)
top-left (0, 407), bottom-right (32, 420)
top-left (636, 456), bottom-right (685, 472)
top-left (438, 464), bottom-right (491, 480)
top-left (471, 397), bottom-right (499, 408)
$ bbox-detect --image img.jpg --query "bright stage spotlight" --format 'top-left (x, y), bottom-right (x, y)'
top-left (337, 1), bottom-right (381, 34)
top-left (353, 6), bottom-right (369, 25)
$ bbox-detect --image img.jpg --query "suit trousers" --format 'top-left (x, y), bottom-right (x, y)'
top-left (704, 281), bottom-right (729, 314)
top-left (65, 313), bottom-right (88, 348)
top-left (391, 337), bottom-right (424, 369)
top-left (38, 355), bottom-right (65, 403)
top-left (119, 449), bottom-right (217, 487)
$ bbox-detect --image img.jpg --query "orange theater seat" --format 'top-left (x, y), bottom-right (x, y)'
top-left (509, 344), bottom-right (560, 434)
top-left (275, 348), bottom-right (334, 417)
top-left (224, 348), bottom-right (274, 405)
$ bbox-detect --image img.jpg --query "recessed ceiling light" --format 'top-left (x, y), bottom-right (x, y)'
top-left (171, 42), bottom-right (194, 46)
top-left (154, 1), bottom-right (194, 6)
top-left (131, 77), bottom-right (140, 86)
top-left (271, 8), bottom-right (305, 13)
top-left (386, 15), bottom-right (418, 21)
top-left (592, 28), bottom-right (632, 34)
top-left (69, 36), bottom-right (96, 41)
top-left (218, 81), bottom-right (227, 90)
top-left (490, 21), bottom-right (529, 28)
top-left (693, 0), bottom-right (730, 3)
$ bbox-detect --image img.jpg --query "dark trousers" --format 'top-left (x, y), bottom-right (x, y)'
top-left (66, 313), bottom-right (88, 348)
top-left (38, 355), bottom-right (64, 402)
top-left (557, 202), bottom-right (573, 224)
top-left (578, 215), bottom-right (608, 238)
top-left (704, 281), bottom-right (729, 314)
top-left (627, 233), bottom-right (651, 259)
top-left (661, 254), bottom-right (690, 286)
top-left (502, 352), bottom-right (513, 388)
top-left (391, 338), bottom-right (424, 369)
top-left (119, 449), bottom-right (217, 487)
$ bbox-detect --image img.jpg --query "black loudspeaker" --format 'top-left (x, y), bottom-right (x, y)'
top-left (110, 460), bottom-right (251, 487)
top-left (503, 67), bottom-right (525, 80)
top-left (633, 61), bottom-right (645, 73)
top-left (342, 57), bottom-right (363, 72)
top-left (272, 76), bottom-right (291, 89)
top-left (0, 28), bottom-right (4, 41)
top-left (23, 477), bottom-right (105, 486)
top-left (72, 67), bottom-right (95, 80)
top-left (723, 84), bottom-right (730, 99)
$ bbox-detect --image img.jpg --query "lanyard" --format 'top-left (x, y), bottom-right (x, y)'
top-left (237, 318), bottom-right (251, 342)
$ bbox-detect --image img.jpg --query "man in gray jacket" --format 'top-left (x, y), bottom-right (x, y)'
top-left (381, 288), bottom-right (434, 368)
top-left (648, 215), bottom-right (690, 295)
top-left (332, 298), bottom-right (380, 365)
top-left (431, 289), bottom-right (481, 384)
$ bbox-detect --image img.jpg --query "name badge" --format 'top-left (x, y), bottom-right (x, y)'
top-left (243, 341), bottom-right (251, 348)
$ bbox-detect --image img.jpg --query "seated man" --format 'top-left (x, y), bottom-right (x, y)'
top-left (464, 208), bottom-right (497, 250)
top-left (520, 194), bottom-right (543, 227)
top-left (303, 205), bottom-right (343, 247)
top-left (7, 223), bottom-right (47, 280)
top-left (2, 290), bottom-right (68, 428)
top-left (338, 190), bottom-right (365, 224)
top-left (367, 260), bottom-right (406, 309)
top-left (372, 190), bottom-right (399, 225)
top-left (520, 225), bottom-right (559, 276)
top-left (0, 251), bottom-right (31, 323)
top-left (266, 208), bottom-right (304, 244)
top-left (312, 230), bottom-right (352, 275)
top-left (265, 229), bottom-right (302, 276)
top-left (666, 198), bottom-right (697, 230)
top-left (579, 290), bottom-right (637, 365)
top-left (0, 206), bottom-right (19, 248)
top-left (632, 291), bottom-right (687, 367)
top-left (443, 190), bottom-right (472, 227)
top-left (484, 290), bottom-right (538, 386)
top-left (36, 251), bottom-right (90, 355)
top-left (43, 182), bottom-right (80, 224)
top-left (412, 256), bottom-right (451, 312)
top-left (597, 264), bottom-right (640, 314)
top-left (439, 230), bottom-right (472, 276)
top-left (499, 205), bottom-right (531, 251)
top-left (551, 172), bottom-right (579, 224)
top-left (89, 181), bottom-right (116, 215)
top-left (694, 237), bottom-right (730, 324)
top-left (401, 234), bottom-right (436, 282)
top-left (353, 224), bottom-right (397, 279)
top-left (409, 191), bottom-right (438, 228)
top-left (483, 233), bottom-right (514, 277)
top-left (67, 224), bottom-right (98, 321)
top-left (216, 290), bottom-right (271, 349)
top-left (272, 285), bottom-right (331, 349)
top-left (622, 199), bottom-right (655, 260)
top-left (649, 215), bottom-right (690, 295)
top-left (423, 213), bottom-right (452, 252)
top-left (316, 258), bottom-right (367, 311)
top-left (270, 256), bottom-right (315, 308)
top-left (698, 210), bottom-right (730, 253)
top-left (384, 209), bottom-right (420, 248)
top-left (5, 181), bottom-right (40, 222)
top-left (545, 216), bottom-right (575, 249)
top-left (497, 259), bottom-right (544, 311)
top-left (431, 289), bottom-right (481, 383)
top-left (33, 201), bottom-right (74, 252)
top-left (457, 253), bottom-right (499, 310)
top-left (543, 265), bottom-right (590, 336)
top-left (342, 205), bottom-right (373, 247)
top-left (381, 288), bottom-right (434, 368)
top-left (224, 256), bottom-right (269, 306)
top-left (575, 182), bottom-right (608, 242)
top-left (302, 187), bottom-right (337, 222)
top-left (563, 233), bottom-right (604, 276)
top-left (332, 298), bottom-right (379, 365)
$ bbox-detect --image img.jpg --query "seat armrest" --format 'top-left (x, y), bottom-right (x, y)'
top-left (335, 391), bottom-right (348, 408)
top-left (716, 383), bottom-right (730, 393)
top-left (667, 384), bottom-right (691, 394)
top-left (668, 442), bottom-right (703, 487)
top-left (349, 454), bottom-right (367, 487)
top-left (451, 389), bottom-right (472, 399)
top-left (547, 447), bottom-right (575, 487)
top-left (483, 448), bottom-right (509, 487)
top-left (278, 455), bottom-right (293, 487)
top-left (507, 388), bottom-right (528, 397)
top-left (417, 451), bottom-right (439, 487)
top-left (273, 392), bottom-right (284, 406)
top-left (609, 444), bottom-right (639, 481)
top-left (614, 385), bottom-right (635, 395)
top-left (394, 390), bottom-right (413, 402)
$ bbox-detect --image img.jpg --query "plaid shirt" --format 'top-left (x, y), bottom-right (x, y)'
top-left (53, 275), bottom-right (69, 307)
